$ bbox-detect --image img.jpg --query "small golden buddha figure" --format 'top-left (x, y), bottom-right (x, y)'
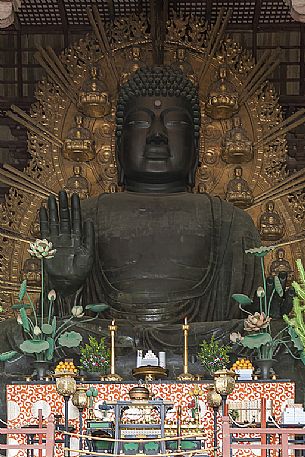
top-left (120, 46), bottom-right (146, 84)
top-left (197, 182), bottom-right (206, 194)
top-left (259, 201), bottom-right (284, 242)
top-left (63, 115), bottom-right (95, 162)
top-left (79, 66), bottom-right (111, 118)
top-left (171, 48), bottom-right (197, 85)
top-left (225, 166), bottom-right (254, 209)
top-left (221, 116), bottom-right (253, 164)
top-left (269, 248), bottom-right (293, 281)
top-left (21, 257), bottom-right (41, 287)
top-left (205, 65), bottom-right (239, 120)
top-left (64, 165), bottom-right (90, 200)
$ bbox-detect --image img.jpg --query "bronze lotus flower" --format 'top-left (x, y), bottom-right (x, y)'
top-left (244, 312), bottom-right (271, 332)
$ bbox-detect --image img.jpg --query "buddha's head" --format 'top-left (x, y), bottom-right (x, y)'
top-left (115, 66), bottom-right (200, 192)
top-left (276, 248), bottom-right (285, 260)
top-left (266, 200), bottom-right (275, 212)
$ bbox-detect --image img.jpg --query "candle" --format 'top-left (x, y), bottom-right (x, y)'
top-left (184, 316), bottom-right (187, 325)
top-left (111, 320), bottom-right (115, 326)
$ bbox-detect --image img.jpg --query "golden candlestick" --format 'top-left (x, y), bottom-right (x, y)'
top-left (106, 320), bottom-right (122, 381)
top-left (177, 317), bottom-right (195, 381)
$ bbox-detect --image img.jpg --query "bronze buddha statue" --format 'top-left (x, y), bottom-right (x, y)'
top-left (225, 166), bottom-right (254, 209)
top-left (20, 257), bottom-right (42, 287)
top-left (259, 200), bottom-right (284, 242)
top-left (269, 248), bottom-right (293, 281)
top-left (221, 116), bottom-right (253, 164)
top-left (64, 165), bottom-right (90, 200)
top-left (40, 66), bottom-right (260, 325)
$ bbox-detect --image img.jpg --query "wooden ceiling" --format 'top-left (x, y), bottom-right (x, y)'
top-left (15, 0), bottom-right (294, 29)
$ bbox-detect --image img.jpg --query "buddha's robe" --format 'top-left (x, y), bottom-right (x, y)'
top-left (79, 191), bottom-right (260, 324)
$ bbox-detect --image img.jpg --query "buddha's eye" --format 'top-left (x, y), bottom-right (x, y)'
top-left (165, 120), bottom-right (191, 127)
top-left (126, 120), bottom-right (151, 128)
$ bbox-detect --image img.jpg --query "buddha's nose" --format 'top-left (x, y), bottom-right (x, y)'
top-left (146, 118), bottom-right (168, 145)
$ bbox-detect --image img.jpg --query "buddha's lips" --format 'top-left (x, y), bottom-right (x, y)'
top-left (144, 145), bottom-right (170, 159)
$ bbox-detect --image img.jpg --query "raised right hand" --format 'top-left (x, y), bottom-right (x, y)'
top-left (39, 191), bottom-right (95, 296)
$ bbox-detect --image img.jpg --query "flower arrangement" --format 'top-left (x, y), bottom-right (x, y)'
top-left (230, 246), bottom-right (305, 362)
top-left (197, 335), bottom-right (231, 375)
top-left (0, 238), bottom-right (108, 363)
top-left (79, 336), bottom-right (110, 373)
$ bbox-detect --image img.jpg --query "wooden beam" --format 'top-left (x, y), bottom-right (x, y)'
top-left (205, 0), bottom-right (212, 22)
top-left (149, 0), bottom-right (167, 65)
top-left (57, 0), bottom-right (69, 47)
top-left (16, 30), bottom-right (23, 98)
top-left (107, 0), bottom-right (115, 21)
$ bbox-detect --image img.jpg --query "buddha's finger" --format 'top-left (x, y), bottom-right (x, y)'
top-left (39, 206), bottom-right (49, 239)
top-left (48, 195), bottom-right (59, 237)
top-left (83, 220), bottom-right (94, 253)
top-left (59, 191), bottom-right (71, 234)
top-left (71, 193), bottom-right (82, 237)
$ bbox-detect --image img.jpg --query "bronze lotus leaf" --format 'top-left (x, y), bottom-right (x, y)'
top-left (244, 312), bottom-right (271, 332)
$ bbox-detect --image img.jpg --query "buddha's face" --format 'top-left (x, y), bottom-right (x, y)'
top-left (119, 96), bottom-right (196, 187)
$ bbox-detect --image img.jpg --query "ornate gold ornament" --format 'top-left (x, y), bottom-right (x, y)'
top-left (79, 67), bottom-right (111, 118)
top-left (221, 116), bottom-right (253, 164)
top-left (205, 65), bottom-right (239, 120)
top-left (1, 9), bottom-right (305, 317)
top-left (63, 115), bottom-right (96, 162)
top-left (64, 165), bottom-right (90, 200)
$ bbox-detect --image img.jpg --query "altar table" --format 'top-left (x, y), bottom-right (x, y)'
top-left (6, 380), bottom-right (295, 457)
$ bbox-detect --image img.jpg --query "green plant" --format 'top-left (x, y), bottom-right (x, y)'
top-left (230, 246), bottom-right (304, 363)
top-left (283, 258), bottom-right (305, 364)
top-left (80, 336), bottom-right (110, 373)
top-left (198, 335), bottom-right (231, 375)
top-left (0, 238), bottom-right (108, 363)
